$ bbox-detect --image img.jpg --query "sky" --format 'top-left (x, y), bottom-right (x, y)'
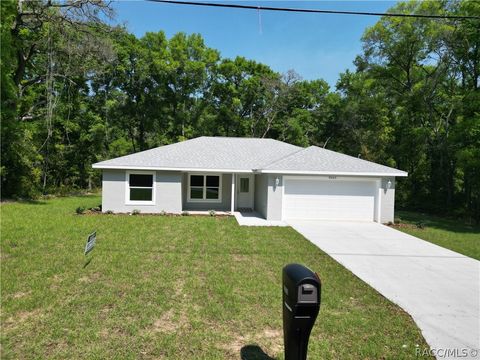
top-left (112, 1), bottom-right (398, 88)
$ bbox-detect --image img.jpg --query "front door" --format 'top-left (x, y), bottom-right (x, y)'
top-left (236, 174), bottom-right (254, 209)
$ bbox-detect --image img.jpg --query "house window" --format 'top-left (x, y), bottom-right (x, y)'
top-left (188, 174), bottom-right (222, 202)
top-left (127, 172), bottom-right (154, 204)
top-left (240, 178), bottom-right (249, 193)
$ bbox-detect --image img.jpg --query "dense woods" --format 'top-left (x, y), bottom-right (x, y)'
top-left (1, 0), bottom-right (479, 221)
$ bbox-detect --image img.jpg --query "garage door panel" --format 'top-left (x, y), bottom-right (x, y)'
top-left (284, 179), bottom-right (376, 221)
top-left (285, 180), bottom-right (375, 196)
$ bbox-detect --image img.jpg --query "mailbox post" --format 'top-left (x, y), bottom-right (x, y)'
top-left (282, 263), bottom-right (321, 360)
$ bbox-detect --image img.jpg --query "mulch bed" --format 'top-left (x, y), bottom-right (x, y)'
top-left (79, 210), bottom-right (231, 217)
top-left (388, 223), bottom-right (424, 230)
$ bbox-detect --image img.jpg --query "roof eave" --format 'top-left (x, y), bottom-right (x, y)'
top-left (256, 169), bottom-right (408, 177)
top-left (92, 164), bottom-right (253, 173)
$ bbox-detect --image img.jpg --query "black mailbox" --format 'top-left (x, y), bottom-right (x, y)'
top-left (282, 263), bottom-right (321, 360)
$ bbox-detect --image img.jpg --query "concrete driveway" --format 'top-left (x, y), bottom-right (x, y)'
top-left (288, 220), bottom-right (480, 359)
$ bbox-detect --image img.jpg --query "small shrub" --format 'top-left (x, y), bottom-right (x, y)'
top-left (415, 221), bottom-right (426, 229)
top-left (160, 210), bottom-right (167, 216)
top-left (209, 210), bottom-right (216, 217)
top-left (105, 210), bottom-right (114, 214)
top-left (387, 221), bottom-right (393, 226)
top-left (181, 211), bottom-right (190, 216)
top-left (132, 209), bottom-right (141, 215)
top-left (394, 217), bottom-right (401, 224)
top-left (76, 206), bottom-right (86, 215)
top-left (58, 185), bottom-right (75, 197)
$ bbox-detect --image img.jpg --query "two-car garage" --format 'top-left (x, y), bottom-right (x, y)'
top-left (282, 177), bottom-right (379, 222)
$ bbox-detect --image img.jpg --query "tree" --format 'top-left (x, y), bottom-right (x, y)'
top-left (208, 56), bottom-right (276, 137)
top-left (1, 0), bottom-right (41, 197)
top-left (1, 0), bottom-right (114, 196)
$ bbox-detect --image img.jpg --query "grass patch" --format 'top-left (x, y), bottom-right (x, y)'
top-left (1, 196), bottom-right (431, 359)
top-left (395, 211), bottom-right (480, 260)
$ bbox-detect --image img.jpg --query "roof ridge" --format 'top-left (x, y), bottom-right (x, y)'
top-left (201, 136), bottom-right (284, 141)
top-left (258, 146), bottom-right (308, 169)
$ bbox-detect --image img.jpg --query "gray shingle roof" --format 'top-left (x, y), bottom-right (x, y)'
top-left (93, 137), bottom-right (407, 176)
top-left (261, 145), bottom-right (407, 176)
top-left (93, 136), bottom-right (301, 171)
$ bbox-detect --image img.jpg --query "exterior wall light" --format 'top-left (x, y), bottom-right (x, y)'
top-left (387, 180), bottom-right (392, 189)
top-left (276, 177), bottom-right (280, 186)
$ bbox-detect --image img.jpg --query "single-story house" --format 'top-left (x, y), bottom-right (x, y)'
top-left (92, 136), bottom-right (407, 223)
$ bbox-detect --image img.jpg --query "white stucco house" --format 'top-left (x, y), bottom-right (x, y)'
top-left (92, 136), bottom-right (407, 223)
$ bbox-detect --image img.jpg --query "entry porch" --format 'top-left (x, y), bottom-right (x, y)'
top-left (181, 172), bottom-right (257, 214)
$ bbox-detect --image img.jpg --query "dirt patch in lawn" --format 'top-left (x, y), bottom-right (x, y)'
top-left (219, 328), bottom-right (282, 358)
top-left (173, 278), bottom-right (185, 298)
top-left (232, 254), bottom-right (249, 262)
top-left (45, 339), bottom-right (69, 357)
top-left (257, 328), bottom-right (283, 355)
top-left (219, 334), bottom-right (246, 355)
top-left (4, 309), bottom-right (43, 331)
top-left (5, 290), bottom-right (32, 300)
top-left (152, 310), bottom-right (177, 333)
top-left (0, 252), bottom-right (12, 261)
top-left (146, 308), bottom-right (189, 335)
top-left (77, 272), bottom-right (101, 283)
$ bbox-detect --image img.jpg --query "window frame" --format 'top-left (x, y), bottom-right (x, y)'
top-left (125, 170), bottom-right (156, 205)
top-left (187, 173), bottom-right (222, 203)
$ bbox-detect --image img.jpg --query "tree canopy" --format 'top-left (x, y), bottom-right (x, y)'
top-left (1, 0), bottom-right (479, 222)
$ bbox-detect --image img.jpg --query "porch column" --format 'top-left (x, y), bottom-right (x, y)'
top-left (231, 173), bottom-right (235, 213)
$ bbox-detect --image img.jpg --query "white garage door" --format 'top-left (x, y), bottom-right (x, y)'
top-left (283, 178), bottom-right (377, 221)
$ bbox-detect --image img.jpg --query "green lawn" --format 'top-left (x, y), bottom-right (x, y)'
top-left (395, 211), bottom-right (480, 260)
top-left (1, 196), bottom-right (431, 359)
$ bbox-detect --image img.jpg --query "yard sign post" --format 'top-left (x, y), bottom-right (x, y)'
top-left (84, 231), bottom-right (96, 255)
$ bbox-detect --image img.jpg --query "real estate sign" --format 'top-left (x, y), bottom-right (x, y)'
top-left (85, 231), bottom-right (96, 255)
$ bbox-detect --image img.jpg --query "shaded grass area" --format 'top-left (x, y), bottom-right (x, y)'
top-left (1, 196), bottom-right (431, 359)
top-left (396, 211), bottom-right (480, 260)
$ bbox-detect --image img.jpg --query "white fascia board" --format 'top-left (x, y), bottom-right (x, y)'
top-left (256, 169), bottom-right (408, 177)
top-left (92, 164), bottom-right (253, 173)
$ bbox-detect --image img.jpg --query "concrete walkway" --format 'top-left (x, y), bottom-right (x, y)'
top-left (288, 220), bottom-right (480, 359)
top-left (234, 211), bottom-right (287, 227)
